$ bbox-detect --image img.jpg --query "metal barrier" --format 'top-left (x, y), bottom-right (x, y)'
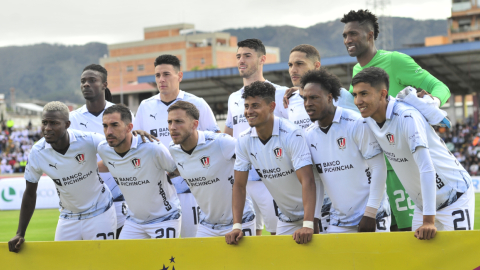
top-left (2, 231), bottom-right (480, 269)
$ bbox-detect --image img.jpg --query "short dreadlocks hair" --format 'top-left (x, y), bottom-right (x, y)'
top-left (341, 9), bottom-right (379, 40)
top-left (242, 81), bottom-right (275, 104)
top-left (300, 68), bottom-right (342, 101)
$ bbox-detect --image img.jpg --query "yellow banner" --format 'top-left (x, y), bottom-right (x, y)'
top-left (2, 231), bottom-right (480, 269)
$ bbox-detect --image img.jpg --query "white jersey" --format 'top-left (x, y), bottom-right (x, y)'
top-left (305, 107), bottom-right (390, 226)
top-left (69, 101), bottom-right (131, 201)
top-left (133, 90), bottom-right (220, 194)
top-left (288, 88), bottom-right (359, 130)
top-left (168, 131), bottom-right (255, 230)
top-left (226, 80), bottom-right (288, 181)
top-left (234, 117), bottom-right (312, 222)
top-left (97, 135), bottom-right (180, 224)
top-left (365, 98), bottom-right (472, 211)
top-left (25, 129), bottom-right (112, 220)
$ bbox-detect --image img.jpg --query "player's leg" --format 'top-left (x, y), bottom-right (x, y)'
top-left (241, 218), bottom-right (256, 237)
top-left (386, 170), bottom-right (414, 231)
top-left (247, 181), bottom-right (278, 235)
top-left (82, 205), bottom-right (117, 240)
top-left (146, 218), bottom-right (181, 239)
top-left (114, 201), bottom-right (128, 239)
top-left (118, 219), bottom-right (150, 239)
top-left (319, 196), bottom-right (332, 234)
top-left (375, 215), bottom-right (391, 232)
top-left (314, 180), bottom-right (322, 234)
top-left (177, 193), bottom-right (199, 238)
top-left (326, 225), bottom-right (357, 234)
top-left (411, 206), bottom-right (423, 232)
top-left (250, 193), bottom-right (264, 236)
top-left (435, 186), bottom-right (475, 231)
top-left (276, 219), bottom-right (303, 235)
top-left (54, 218), bottom-right (82, 241)
top-left (196, 224), bottom-right (219, 237)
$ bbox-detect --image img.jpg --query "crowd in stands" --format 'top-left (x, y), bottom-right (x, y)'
top-left (0, 120), bottom-right (42, 174)
top-left (436, 117), bottom-right (480, 176)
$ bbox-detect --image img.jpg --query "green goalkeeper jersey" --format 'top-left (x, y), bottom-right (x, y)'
top-left (349, 49), bottom-right (451, 170)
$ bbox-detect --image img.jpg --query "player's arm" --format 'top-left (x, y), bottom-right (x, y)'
top-left (224, 105), bottom-right (234, 136)
top-left (393, 52), bottom-right (450, 106)
top-left (198, 98), bottom-right (221, 133)
top-left (226, 138), bottom-right (250, 245)
top-left (132, 129), bottom-right (159, 142)
top-left (359, 154), bottom-right (387, 232)
top-left (293, 165), bottom-right (316, 244)
top-left (97, 160), bottom-right (109, 173)
top-left (8, 181), bottom-right (38, 253)
top-left (412, 146), bottom-right (437, 240)
top-left (283, 87), bottom-right (300, 108)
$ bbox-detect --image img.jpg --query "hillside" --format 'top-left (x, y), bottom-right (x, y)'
top-left (0, 17), bottom-right (447, 103)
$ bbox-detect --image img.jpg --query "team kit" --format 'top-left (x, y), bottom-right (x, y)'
top-left (8, 9), bottom-right (475, 252)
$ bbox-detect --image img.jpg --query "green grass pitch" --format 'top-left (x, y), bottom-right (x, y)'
top-left (1, 193), bottom-right (480, 242)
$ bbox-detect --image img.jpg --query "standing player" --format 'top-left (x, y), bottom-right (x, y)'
top-left (225, 39), bottom-right (288, 236)
top-left (352, 67), bottom-right (474, 239)
top-left (302, 69), bottom-right (391, 233)
top-left (284, 44), bottom-right (360, 233)
top-left (133, 54), bottom-right (220, 238)
top-left (70, 64), bottom-right (127, 237)
top-left (342, 9), bottom-right (451, 231)
top-left (226, 81), bottom-right (316, 245)
top-left (167, 101), bottom-right (256, 237)
top-left (8, 102), bottom-right (116, 253)
top-left (97, 104), bottom-right (181, 239)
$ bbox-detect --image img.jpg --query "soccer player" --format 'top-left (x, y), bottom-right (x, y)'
top-left (284, 44), bottom-right (360, 233)
top-left (97, 104), bottom-right (181, 239)
top-left (342, 9), bottom-right (451, 231)
top-left (69, 64), bottom-right (127, 237)
top-left (302, 69), bottom-right (391, 233)
top-left (225, 38), bottom-right (288, 236)
top-left (8, 102), bottom-right (116, 253)
top-left (133, 54), bottom-right (220, 238)
top-left (226, 81), bottom-right (316, 245)
top-left (352, 67), bottom-right (474, 239)
top-left (167, 101), bottom-right (256, 237)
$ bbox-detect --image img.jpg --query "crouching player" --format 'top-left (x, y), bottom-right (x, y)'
top-left (98, 104), bottom-right (181, 239)
top-left (9, 102), bottom-right (116, 253)
top-left (302, 69), bottom-right (391, 233)
top-left (226, 81), bottom-right (316, 245)
top-left (352, 67), bottom-right (475, 239)
top-left (167, 101), bottom-right (256, 237)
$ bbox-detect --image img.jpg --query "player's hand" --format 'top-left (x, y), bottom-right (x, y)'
top-left (416, 89), bottom-right (433, 99)
top-left (132, 130), bottom-right (159, 142)
top-left (8, 235), bottom-right (25, 253)
top-left (225, 229), bottom-right (243, 245)
top-left (358, 216), bottom-right (376, 232)
top-left (292, 227), bottom-right (313, 244)
top-left (283, 87), bottom-right (299, 108)
top-left (414, 222), bottom-right (437, 240)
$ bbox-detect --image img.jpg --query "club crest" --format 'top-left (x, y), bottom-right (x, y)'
top-left (273, 147), bottom-right (283, 159)
top-left (200, 156), bottom-right (210, 168)
top-left (386, 133), bottom-right (395, 145)
top-left (75, 153), bottom-right (86, 164)
top-left (336, 137), bottom-right (346, 150)
top-left (131, 158), bottom-right (141, 169)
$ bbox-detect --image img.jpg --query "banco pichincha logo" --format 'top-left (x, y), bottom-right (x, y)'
top-left (1, 187), bottom-right (16, 202)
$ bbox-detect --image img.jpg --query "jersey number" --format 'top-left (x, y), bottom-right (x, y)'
top-left (242, 229), bottom-right (252, 236)
top-left (96, 232), bottom-right (115, 240)
top-left (192, 206), bottom-right (201, 225)
top-left (452, 209), bottom-right (471, 230)
top-left (393, 190), bottom-right (415, 211)
top-left (155, 228), bottom-right (176, 238)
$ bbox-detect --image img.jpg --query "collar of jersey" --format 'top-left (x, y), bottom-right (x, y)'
top-left (313, 106), bottom-right (343, 127)
top-left (130, 134), bottom-right (140, 149)
top-left (45, 129), bottom-right (77, 149)
top-left (78, 101), bottom-right (113, 114)
top-left (197, 130), bottom-right (206, 145)
top-left (385, 96), bottom-right (396, 120)
top-left (157, 90), bottom-right (185, 101)
top-left (251, 116), bottom-right (280, 138)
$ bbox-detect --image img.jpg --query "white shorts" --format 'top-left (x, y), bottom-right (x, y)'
top-left (119, 218), bottom-right (181, 239)
top-left (178, 193), bottom-right (199, 238)
top-left (314, 180), bottom-right (322, 220)
top-left (114, 201), bottom-right (127, 229)
top-left (247, 181), bottom-right (278, 233)
top-left (55, 205), bottom-right (117, 241)
top-left (327, 215), bottom-right (391, 233)
top-left (276, 219), bottom-right (303, 236)
top-left (196, 218), bottom-right (256, 237)
top-left (412, 186), bottom-right (475, 231)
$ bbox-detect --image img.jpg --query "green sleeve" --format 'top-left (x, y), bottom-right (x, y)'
top-left (392, 52), bottom-right (451, 106)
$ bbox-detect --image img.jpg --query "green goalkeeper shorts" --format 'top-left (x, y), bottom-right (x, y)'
top-left (387, 170), bottom-right (414, 229)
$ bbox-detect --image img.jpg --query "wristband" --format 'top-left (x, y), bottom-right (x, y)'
top-left (363, 206), bottom-right (377, 219)
top-left (303, 221), bottom-right (314, 229)
top-left (232, 223), bottom-right (242, 230)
